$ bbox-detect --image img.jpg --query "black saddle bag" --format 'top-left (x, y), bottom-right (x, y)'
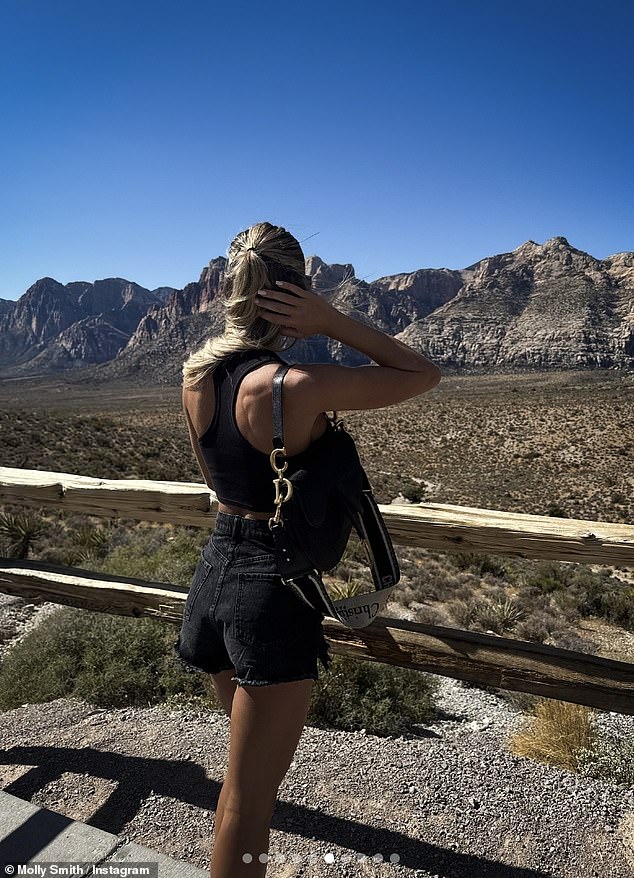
top-left (266, 363), bottom-right (400, 628)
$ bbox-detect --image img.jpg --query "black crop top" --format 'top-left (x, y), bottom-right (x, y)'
top-left (198, 348), bottom-right (331, 512)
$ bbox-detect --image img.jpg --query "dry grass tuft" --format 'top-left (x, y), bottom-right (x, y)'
top-left (507, 698), bottom-right (599, 771)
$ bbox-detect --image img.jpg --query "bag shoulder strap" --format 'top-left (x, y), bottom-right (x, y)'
top-left (272, 362), bottom-right (341, 454)
top-left (272, 363), bottom-right (291, 451)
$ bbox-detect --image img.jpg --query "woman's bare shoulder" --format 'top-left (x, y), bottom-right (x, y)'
top-left (182, 375), bottom-right (215, 441)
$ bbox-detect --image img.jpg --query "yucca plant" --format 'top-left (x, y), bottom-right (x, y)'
top-left (326, 574), bottom-right (369, 603)
top-left (72, 523), bottom-right (112, 552)
top-left (474, 596), bottom-right (526, 633)
top-left (0, 510), bottom-right (45, 559)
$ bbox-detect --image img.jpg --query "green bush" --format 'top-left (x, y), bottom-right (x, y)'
top-left (544, 500), bottom-right (570, 518)
top-left (63, 523), bottom-right (114, 566)
top-left (91, 525), bottom-right (205, 588)
top-left (399, 482), bottom-right (425, 503)
top-left (525, 560), bottom-right (571, 594)
top-left (515, 614), bottom-right (558, 643)
top-left (520, 561), bottom-right (634, 630)
top-left (545, 501), bottom-right (568, 518)
top-left (308, 653), bottom-right (439, 737)
top-left (0, 606), bottom-right (210, 711)
top-left (577, 583), bottom-right (634, 630)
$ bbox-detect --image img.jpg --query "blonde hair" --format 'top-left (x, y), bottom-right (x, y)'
top-left (182, 221), bottom-right (345, 388)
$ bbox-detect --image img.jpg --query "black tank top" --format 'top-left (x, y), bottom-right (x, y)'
top-left (198, 348), bottom-right (330, 512)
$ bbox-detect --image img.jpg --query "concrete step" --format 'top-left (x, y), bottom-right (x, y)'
top-left (0, 790), bottom-right (207, 877)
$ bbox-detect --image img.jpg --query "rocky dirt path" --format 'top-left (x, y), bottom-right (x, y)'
top-left (1, 680), bottom-right (633, 878)
top-left (1, 594), bottom-right (633, 877)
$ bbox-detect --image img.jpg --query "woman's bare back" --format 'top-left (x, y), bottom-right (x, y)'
top-left (183, 362), bottom-right (329, 518)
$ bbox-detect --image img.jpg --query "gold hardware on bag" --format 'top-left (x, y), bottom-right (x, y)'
top-left (269, 446), bottom-right (293, 530)
top-left (273, 476), bottom-right (293, 505)
top-left (270, 447), bottom-right (288, 473)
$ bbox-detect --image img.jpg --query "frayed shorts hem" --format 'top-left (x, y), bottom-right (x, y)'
top-left (230, 672), bottom-right (319, 687)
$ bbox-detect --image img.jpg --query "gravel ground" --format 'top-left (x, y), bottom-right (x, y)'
top-left (0, 595), bottom-right (633, 877)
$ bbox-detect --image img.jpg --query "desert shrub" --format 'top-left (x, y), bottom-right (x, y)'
top-left (308, 653), bottom-right (438, 737)
top-left (524, 561), bottom-right (571, 594)
top-left (518, 562), bottom-right (633, 630)
top-left (507, 698), bottom-right (598, 771)
top-left (0, 605), bottom-right (440, 738)
top-left (547, 630), bottom-right (596, 652)
top-left (338, 533), bottom-right (374, 567)
top-left (473, 596), bottom-right (526, 633)
top-left (447, 596), bottom-right (524, 633)
top-left (326, 576), bottom-right (371, 603)
top-left (447, 597), bottom-right (479, 628)
top-left (390, 564), bottom-right (459, 609)
top-left (0, 606), bottom-right (209, 711)
top-left (545, 502), bottom-right (568, 518)
top-left (577, 729), bottom-right (634, 787)
top-left (94, 525), bottom-right (206, 588)
top-left (448, 553), bottom-right (507, 578)
top-left (399, 482), bottom-right (425, 503)
top-left (515, 613), bottom-right (559, 643)
top-left (63, 523), bottom-right (114, 566)
top-left (577, 583), bottom-right (634, 630)
top-left (411, 604), bottom-right (446, 625)
top-left (397, 557), bottom-right (423, 580)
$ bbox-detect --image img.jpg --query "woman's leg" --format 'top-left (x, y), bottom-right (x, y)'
top-left (211, 668), bottom-right (237, 718)
top-left (210, 677), bottom-right (314, 878)
top-left (210, 668), bottom-right (237, 843)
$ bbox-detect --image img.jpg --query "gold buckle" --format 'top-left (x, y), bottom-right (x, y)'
top-left (270, 447), bottom-right (288, 472)
top-left (273, 476), bottom-right (293, 505)
top-left (269, 445), bottom-right (293, 529)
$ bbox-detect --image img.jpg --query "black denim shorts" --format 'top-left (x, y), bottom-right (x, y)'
top-left (173, 511), bottom-right (332, 686)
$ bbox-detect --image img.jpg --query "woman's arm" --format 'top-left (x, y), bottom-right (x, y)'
top-left (182, 387), bottom-right (216, 494)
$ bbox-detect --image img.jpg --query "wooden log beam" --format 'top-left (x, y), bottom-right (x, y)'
top-left (1, 559), bottom-right (632, 715)
top-left (322, 616), bottom-right (634, 715)
top-left (0, 466), bottom-right (210, 527)
top-left (1, 466), bottom-right (633, 565)
top-left (0, 558), bottom-right (187, 624)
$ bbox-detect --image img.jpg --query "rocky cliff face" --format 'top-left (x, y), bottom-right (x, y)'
top-left (397, 237), bottom-right (633, 370)
top-left (2, 237), bottom-right (632, 382)
top-left (0, 278), bottom-right (175, 374)
top-left (101, 259), bottom-right (230, 381)
top-left (102, 252), bottom-right (472, 382)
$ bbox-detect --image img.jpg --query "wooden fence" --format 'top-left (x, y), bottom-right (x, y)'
top-left (1, 465), bottom-right (633, 715)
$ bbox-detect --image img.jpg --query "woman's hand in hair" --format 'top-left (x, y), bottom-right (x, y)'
top-left (255, 281), bottom-right (339, 339)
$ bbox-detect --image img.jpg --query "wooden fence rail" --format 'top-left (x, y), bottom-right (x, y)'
top-left (2, 466), bottom-right (633, 565)
top-left (1, 466), bottom-right (633, 715)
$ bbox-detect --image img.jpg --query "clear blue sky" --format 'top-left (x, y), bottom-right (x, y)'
top-left (1, 0), bottom-right (632, 300)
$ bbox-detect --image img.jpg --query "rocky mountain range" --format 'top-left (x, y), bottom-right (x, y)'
top-left (0, 237), bottom-right (631, 382)
top-left (400, 237), bottom-right (634, 370)
top-left (0, 278), bottom-right (175, 375)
